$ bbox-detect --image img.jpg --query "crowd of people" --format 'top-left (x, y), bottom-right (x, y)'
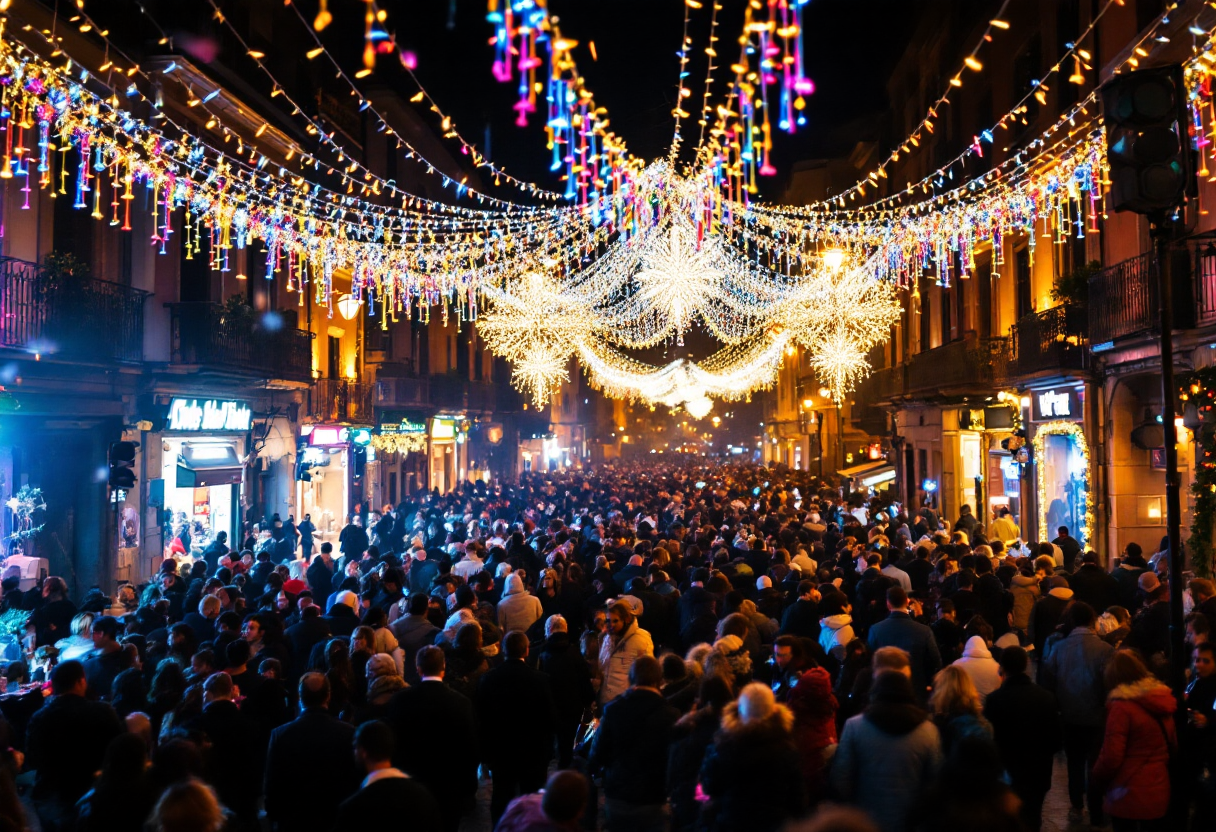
top-left (0, 460), bottom-right (1213, 832)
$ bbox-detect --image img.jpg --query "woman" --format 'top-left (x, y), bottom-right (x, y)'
top-left (147, 660), bottom-right (187, 735)
top-left (667, 676), bottom-right (734, 832)
top-left (349, 625), bottom-right (376, 704)
top-left (698, 682), bottom-right (806, 832)
top-left (54, 612), bottom-right (95, 662)
top-left (445, 621), bottom-right (490, 698)
top-left (106, 584), bottom-right (140, 618)
top-left (1091, 650), bottom-right (1176, 831)
top-left (324, 638), bottom-right (355, 718)
top-left (930, 665), bottom-right (993, 757)
top-left (109, 668), bottom-right (149, 719)
top-left (77, 733), bottom-right (157, 832)
top-left (150, 779), bottom-right (225, 832)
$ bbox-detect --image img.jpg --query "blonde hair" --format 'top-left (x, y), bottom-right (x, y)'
top-left (931, 665), bottom-right (982, 719)
top-left (70, 612), bottom-right (95, 638)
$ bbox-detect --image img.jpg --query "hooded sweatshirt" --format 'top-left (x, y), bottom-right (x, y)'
top-left (819, 614), bottom-right (854, 662)
top-left (953, 636), bottom-right (1002, 704)
top-left (495, 573), bottom-right (543, 635)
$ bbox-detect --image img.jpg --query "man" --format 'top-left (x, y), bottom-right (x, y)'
top-left (28, 576), bottom-right (76, 648)
top-left (264, 673), bottom-right (360, 832)
top-left (333, 720), bottom-right (442, 832)
top-left (953, 504), bottom-right (978, 539)
top-left (1112, 542), bottom-right (1149, 611)
top-left (974, 555), bottom-right (1013, 637)
top-left (983, 646), bottom-right (1062, 831)
top-left (387, 646), bottom-right (479, 832)
top-left (496, 770), bottom-right (590, 832)
top-left (1029, 575), bottom-right (1074, 657)
top-left (771, 634), bottom-right (813, 702)
top-left (1188, 642), bottom-right (1216, 828)
top-left (537, 615), bottom-right (595, 769)
top-left (338, 515), bottom-right (369, 563)
top-left (284, 605), bottom-right (332, 685)
top-left (497, 572), bottom-right (544, 635)
top-left (82, 616), bottom-right (129, 699)
top-left (1052, 526), bottom-right (1082, 569)
top-left (1069, 550), bottom-right (1119, 613)
top-left (779, 580), bottom-right (820, 640)
top-left (1039, 602), bottom-right (1114, 828)
top-left (903, 544), bottom-right (935, 594)
top-left (866, 586), bottom-right (941, 702)
top-left (183, 594), bottom-right (221, 645)
top-left (307, 543), bottom-right (335, 601)
top-left (407, 546), bottom-right (440, 596)
top-left (190, 671), bottom-right (263, 825)
top-left (598, 600), bottom-right (655, 707)
top-left (372, 567), bottom-right (405, 613)
top-left (25, 661), bottom-right (124, 832)
top-left (297, 513), bottom-right (316, 563)
top-left (1124, 571), bottom-right (1171, 663)
top-left (323, 590), bottom-right (361, 638)
top-left (990, 507), bottom-right (1019, 544)
top-left (881, 552), bottom-right (912, 593)
top-left (590, 655), bottom-right (679, 832)
top-left (390, 592), bottom-right (441, 684)
top-left (476, 631), bottom-right (558, 824)
top-left (202, 530), bottom-right (230, 574)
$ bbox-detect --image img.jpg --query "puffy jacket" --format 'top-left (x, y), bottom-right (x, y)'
top-left (953, 636), bottom-right (1002, 704)
top-left (786, 666), bottom-right (838, 795)
top-left (1092, 677), bottom-right (1177, 820)
top-left (1040, 627), bottom-right (1115, 726)
top-left (819, 614), bottom-right (854, 662)
top-left (590, 687), bottom-right (678, 805)
top-left (496, 573), bottom-right (543, 635)
top-left (597, 620), bottom-right (655, 706)
top-left (1009, 574), bottom-right (1040, 632)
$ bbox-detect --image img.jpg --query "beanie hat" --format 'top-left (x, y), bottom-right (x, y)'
top-left (1138, 571), bottom-right (1161, 594)
top-left (365, 653), bottom-right (398, 680)
top-left (334, 591), bottom-right (358, 611)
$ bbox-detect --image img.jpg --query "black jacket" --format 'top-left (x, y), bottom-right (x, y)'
top-left (537, 633), bottom-right (595, 723)
top-left (699, 719), bottom-right (806, 832)
top-left (667, 708), bottom-right (721, 832)
top-left (975, 572), bottom-right (1013, 636)
top-left (189, 699), bottom-right (264, 819)
top-left (983, 674), bottom-right (1062, 792)
top-left (182, 611), bottom-right (217, 645)
top-left (475, 659), bottom-right (557, 768)
top-left (590, 688), bottom-right (679, 805)
top-left (866, 611), bottom-right (942, 701)
top-left (778, 598), bottom-right (820, 640)
top-left (387, 680), bottom-right (479, 815)
top-left (1069, 564), bottom-right (1119, 613)
top-left (285, 615), bottom-right (333, 680)
top-left (323, 605), bottom-right (360, 638)
top-left (306, 558), bottom-right (335, 600)
top-left (264, 709), bottom-right (359, 831)
top-left (25, 693), bottom-right (123, 803)
top-left (333, 776), bottom-right (443, 832)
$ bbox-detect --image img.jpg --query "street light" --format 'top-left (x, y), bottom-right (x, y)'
top-left (822, 248), bottom-right (846, 271)
top-left (802, 398), bottom-right (814, 410)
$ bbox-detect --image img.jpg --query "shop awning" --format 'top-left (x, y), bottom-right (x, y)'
top-left (837, 460), bottom-right (896, 487)
top-left (177, 443), bottom-right (244, 488)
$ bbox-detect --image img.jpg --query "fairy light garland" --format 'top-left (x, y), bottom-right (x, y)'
top-left (1032, 421), bottom-right (1094, 548)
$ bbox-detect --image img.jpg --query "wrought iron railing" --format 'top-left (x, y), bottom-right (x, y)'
top-left (906, 334), bottom-right (1009, 395)
top-left (311, 379), bottom-right (375, 424)
top-left (1009, 305), bottom-right (1088, 376)
top-left (1089, 252), bottom-right (1158, 345)
top-left (168, 302), bottom-right (312, 382)
top-left (0, 256), bottom-right (146, 363)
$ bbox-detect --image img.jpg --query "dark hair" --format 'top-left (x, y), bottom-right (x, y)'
top-left (416, 644), bottom-right (445, 677)
top-left (661, 653), bottom-right (687, 681)
top-left (408, 592), bottom-right (429, 616)
top-left (886, 586), bottom-right (908, 609)
top-left (321, 542), bottom-right (333, 554)
top-left (541, 770), bottom-right (589, 824)
top-left (354, 720), bottom-right (395, 762)
top-left (998, 645), bottom-right (1029, 677)
top-left (697, 674), bottom-right (735, 712)
top-left (1064, 601), bottom-right (1097, 631)
top-left (216, 611), bottom-right (241, 631)
top-left (93, 616), bottom-right (121, 640)
top-left (51, 660), bottom-right (86, 694)
top-left (1186, 612), bottom-right (1211, 636)
top-left (628, 655), bottom-right (663, 688)
top-left (774, 634), bottom-right (805, 660)
top-left (225, 639), bottom-right (251, 668)
top-left (1104, 649), bottom-right (1150, 691)
top-left (797, 580), bottom-right (815, 596)
top-left (299, 672), bottom-right (331, 709)
top-left (504, 630), bottom-right (529, 660)
top-left (1196, 642), bottom-right (1215, 659)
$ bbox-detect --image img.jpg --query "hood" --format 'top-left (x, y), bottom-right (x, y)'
top-left (961, 635), bottom-right (993, 660)
top-left (820, 613), bottom-right (852, 631)
top-left (1108, 677), bottom-right (1178, 717)
top-left (795, 666), bottom-right (834, 699)
top-left (720, 700), bottom-right (795, 734)
top-left (1012, 574), bottom-right (1040, 589)
top-left (864, 672), bottom-right (928, 736)
top-left (503, 573), bottom-right (526, 597)
top-left (1048, 587), bottom-right (1074, 600)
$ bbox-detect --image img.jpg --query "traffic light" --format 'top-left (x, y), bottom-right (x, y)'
top-left (1101, 65), bottom-right (1195, 215)
top-left (108, 441), bottom-right (138, 490)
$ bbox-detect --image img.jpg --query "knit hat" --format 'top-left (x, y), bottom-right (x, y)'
top-left (1139, 571), bottom-right (1161, 594)
top-left (367, 675), bottom-right (406, 700)
top-left (365, 653), bottom-right (398, 680)
top-left (334, 591), bottom-right (358, 611)
top-left (282, 579), bottom-right (306, 596)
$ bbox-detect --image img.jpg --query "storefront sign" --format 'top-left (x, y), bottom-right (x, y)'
top-left (167, 398), bottom-right (252, 432)
top-left (308, 425), bottom-right (349, 446)
top-left (1030, 388), bottom-right (1081, 422)
top-left (378, 412), bottom-right (428, 436)
top-left (431, 419), bottom-right (456, 440)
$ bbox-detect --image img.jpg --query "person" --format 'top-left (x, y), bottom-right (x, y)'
top-left (333, 720), bottom-right (442, 832)
top-left (1091, 650), bottom-right (1177, 831)
top-left (1040, 601), bottom-right (1115, 828)
top-left (53, 612), bottom-right (95, 662)
top-left (779, 580), bottom-right (821, 640)
top-left (1187, 642), bottom-right (1216, 828)
top-left (929, 665), bottom-right (992, 757)
top-left (148, 779), bottom-right (226, 832)
top-left (866, 586), bottom-right (941, 703)
top-left (952, 633), bottom-right (1001, 705)
top-left (189, 671), bottom-right (263, 827)
top-left (475, 631), bottom-right (558, 824)
top-left (667, 676), bottom-right (734, 832)
top-left (83, 616), bottom-right (129, 699)
top-left (984, 646), bottom-right (1062, 831)
top-left (497, 572), bottom-right (543, 635)
top-left (1053, 526), bottom-right (1082, 568)
top-left (1124, 571), bottom-right (1171, 666)
top-left (201, 531), bottom-right (229, 574)
top-left (29, 576), bottom-right (77, 648)
top-left (990, 507), bottom-right (1019, 544)
top-left (496, 769), bottom-right (590, 832)
top-left (387, 646), bottom-right (478, 832)
top-left (1112, 542), bottom-right (1149, 612)
top-left (284, 604), bottom-right (331, 685)
top-left (597, 600), bottom-right (655, 707)
top-left (307, 543), bottom-right (336, 601)
top-left (24, 661), bottom-right (124, 832)
top-left (590, 655), bottom-right (680, 832)
top-left (76, 732), bottom-right (156, 832)
top-left (389, 592), bottom-right (440, 685)
top-left (1070, 550), bottom-right (1119, 612)
top-left (263, 673), bottom-right (360, 832)
top-left (698, 682), bottom-right (806, 832)
top-left (407, 547), bottom-right (440, 596)
top-left (297, 513), bottom-right (315, 562)
top-left (954, 504), bottom-right (978, 540)
top-left (183, 595), bottom-right (221, 645)
top-left (338, 515), bottom-right (369, 563)
top-left (831, 669), bottom-right (942, 832)
top-left (537, 614), bottom-right (595, 768)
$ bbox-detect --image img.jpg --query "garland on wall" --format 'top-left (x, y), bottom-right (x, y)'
top-left (1178, 367), bottom-right (1216, 578)
top-left (1031, 421), bottom-right (1094, 549)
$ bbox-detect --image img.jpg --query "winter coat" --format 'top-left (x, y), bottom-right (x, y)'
top-left (1112, 561), bottom-right (1148, 612)
top-left (496, 573), bottom-right (543, 635)
top-left (953, 636), bottom-right (1002, 704)
top-left (667, 707), bottom-right (721, 832)
top-left (590, 687), bottom-right (678, 805)
top-left (537, 632), bottom-right (595, 723)
top-left (867, 611), bottom-right (942, 702)
top-left (1029, 587), bottom-right (1073, 655)
top-left (1009, 574), bottom-right (1039, 632)
top-left (1069, 563), bottom-right (1120, 613)
top-left (983, 674), bottom-right (1062, 793)
top-left (1092, 677), bottom-right (1177, 820)
top-left (597, 620), bottom-right (655, 706)
top-left (785, 666), bottom-right (838, 795)
top-left (1040, 626), bottom-right (1115, 727)
top-left (698, 702), bottom-right (806, 832)
top-left (819, 613), bottom-right (854, 663)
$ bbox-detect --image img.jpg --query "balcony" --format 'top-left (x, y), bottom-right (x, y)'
top-left (1009, 305), bottom-right (1088, 378)
top-left (310, 379), bottom-right (375, 424)
top-left (377, 375), bottom-right (430, 408)
top-left (1088, 252), bottom-right (1158, 346)
top-left (905, 334), bottom-right (1009, 396)
top-left (168, 302), bottom-right (312, 383)
top-left (0, 256), bottom-right (146, 363)
top-left (853, 363), bottom-right (907, 407)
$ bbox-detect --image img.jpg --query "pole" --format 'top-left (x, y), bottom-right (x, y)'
top-left (1151, 215), bottom-right (1186, 701)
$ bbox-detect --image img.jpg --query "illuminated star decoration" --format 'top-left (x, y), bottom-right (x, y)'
top-left (630, 220), bottom-right (724, 346)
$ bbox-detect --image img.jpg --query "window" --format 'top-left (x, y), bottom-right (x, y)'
top-left (327, 335), bottom-right (341, 380)
top-left (1015, 246), bottom-right (1033, 321)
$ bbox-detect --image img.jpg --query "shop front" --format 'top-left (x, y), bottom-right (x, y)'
top-left (429, 416), bottom-right (464, 493)
top-left (161, 396), bottom-right (251, 557)
top-left (296, 424), bottom-right (358, 549)
top-left (371, 411), bottom-right (429, 506)
top-left (1028, 386), bottom-right (1093, 548)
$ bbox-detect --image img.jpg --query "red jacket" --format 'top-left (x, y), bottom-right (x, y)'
top-left (787, 666), bottom-right (839, 793)
top-left (1092, 677), bottom-right (1177, 820)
